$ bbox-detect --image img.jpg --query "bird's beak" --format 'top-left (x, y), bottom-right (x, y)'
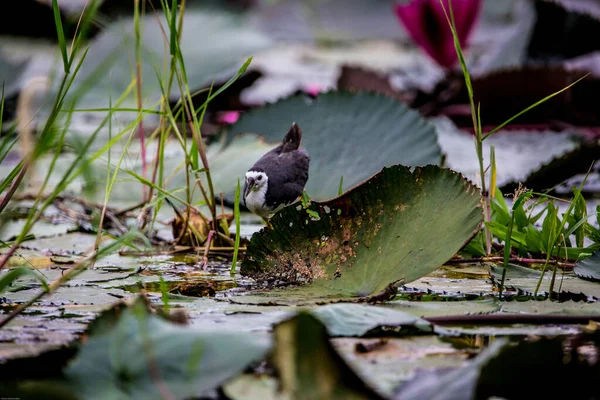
top-left (244, 177), bottom-right (255, 199)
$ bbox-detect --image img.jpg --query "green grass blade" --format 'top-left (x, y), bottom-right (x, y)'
top-left (169, 0), bottom-right (178, 55)
top-left (338, 175), bottom-right (344, 196)
top-left (231, 178), bottom-right (242, 275)
top-left (52, 0), bottom-right (70, 73)
top-left (499, 191), bottom-right (533, 299)
top-left (159, 275), bottom-right (170, 313)
top-left (0, 267), bottom-right (49, 293)
top-left (193, 58), bottom-right (252, 115)
top-left (121, 168), bottom-right (188, 207)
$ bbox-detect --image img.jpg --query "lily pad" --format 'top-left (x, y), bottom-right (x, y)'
top-left (312, 303), bottom-right (433, 337)
top-left (64, 297), bottom-right (271, 400)
top-left (394, 337), bottom-right (600, 400)
top-left (574, 250), bottom-right (600, 281)
top-left (241, 165), bottom-right (483, 297)
top-left (490, 264), bottom-right (600, 298)
top-left (226, 91), bottom-right (442, 200)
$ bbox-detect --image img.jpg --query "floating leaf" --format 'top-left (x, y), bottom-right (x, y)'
top-left (64, 296), bottom-right (271, 399)
top-left (394, 337), bottom-right (600, 400)
top-left (490, 263), bottom-right (600, 297)
top-left (241, 165), bottom-right (483, 297)
top-left (312, 303), bottom-right (434, 337)
top-left (273, 312), bottom-right (385, 400)
top-left (500, 140), bottom-right (600, 194)
top-left (437, 66), bottom-right (600, 132)
top-left (227, 91), bottom-right (442, 201)
top-left (574, 250), bottom-right (600, 282)
top-left (528, 0), bottom-right (600, 61)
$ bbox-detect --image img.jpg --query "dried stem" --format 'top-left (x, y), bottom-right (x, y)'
top-left (200, 230), bottom-right (215, 270)
top-left (446, 256), bottom-right (575, 269)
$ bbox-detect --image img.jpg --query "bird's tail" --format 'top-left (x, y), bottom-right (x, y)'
top-left (281, 122), bottom-right (302, 153)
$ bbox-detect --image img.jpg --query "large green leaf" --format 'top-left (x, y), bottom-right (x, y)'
top-left (241, 165), bottom-right (483, 297)
top-left (64, 297), bottom-right (271, 400)
top-left (574, 250), bottom-right (600, 282)
top-left (226, 91), bottom-right (442, 201)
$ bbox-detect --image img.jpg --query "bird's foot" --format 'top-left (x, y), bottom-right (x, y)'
top-left (262, 217), bottom-right (274, 230)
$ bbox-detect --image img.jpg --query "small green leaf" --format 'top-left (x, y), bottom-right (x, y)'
top-left (572, 188), bottom-right (587, 248)
top-left (524, 225), bottom-right (544, 253)
top-left (513, 204), bottom-right (529, 231)
top-left (463, 231), bottom-right (486, 257)
top-left (485, 222), bottom-right (527, 247)
top-left (490, 198), bottom-right (510, 226)
top-left (541, 202), bottom-right (559, 253)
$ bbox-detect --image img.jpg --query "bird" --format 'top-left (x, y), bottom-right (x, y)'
top-left (243, 122), bottom-right (310, 226)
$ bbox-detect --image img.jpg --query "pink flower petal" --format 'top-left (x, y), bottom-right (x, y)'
top-left (304, 83), bottom-right (325, 97)
top-left (394, 0), bottom-right (481, 69)
top-left (218, 111), bottom-right (240, 125)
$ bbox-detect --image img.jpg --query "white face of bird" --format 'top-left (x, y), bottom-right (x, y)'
top-left (244, 171), bottom-right (268, 198)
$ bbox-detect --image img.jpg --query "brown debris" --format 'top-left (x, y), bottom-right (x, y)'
top-left (169, 202), bottom-right (234, 247)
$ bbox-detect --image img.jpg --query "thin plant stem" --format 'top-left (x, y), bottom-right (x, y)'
top-left (134, 0), bottom-right (148, 200)
top-left (201, 230), bottom-right (215, 270)
top-left (439, 1), bottom-right (490, 254)
top-left (231, 178), bottom-right (241, 275)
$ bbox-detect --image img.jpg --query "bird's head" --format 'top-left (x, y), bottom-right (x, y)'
top-left (244, 170), bottom-right (268, 198)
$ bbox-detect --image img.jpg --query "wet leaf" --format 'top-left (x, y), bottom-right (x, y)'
top-left (242, 165), bottom-right (483, 297)
top-left (64, 296), bottom-right (271, 400)
top-left (490, 263), bottom-right (600, 297)
top-left (394, 337), bottom-right (600, 400)
top-left (501, 140), bottom-right (600, 194)
top-left (223, 374), bottom-right (279, 400)
top-left (273, 312), bottom-right (385, 400)
top-left (437, 66), bottom-right (600, 131)
top-left (574, 250), bottom-right (600, 282)
top-left (528, 0), bottom-right (600, 61)
top-left (312, 303), bottom-right (433, 337)
top-left (388, 299), bottom-right (499, 318)
top-left (227, 91), bottom-right (442, 200)
top-left (500, 299), bottom-right (600, 316)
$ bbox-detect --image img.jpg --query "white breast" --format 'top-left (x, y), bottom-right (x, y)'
top-left (245, 183), bottom-right (271, 218)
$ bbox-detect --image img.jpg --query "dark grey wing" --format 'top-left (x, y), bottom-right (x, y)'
top-left (263, 148), bottom-right (310, 209)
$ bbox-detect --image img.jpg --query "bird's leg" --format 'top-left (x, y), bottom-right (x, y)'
top-left (262, 217), bottom-right (273, 230)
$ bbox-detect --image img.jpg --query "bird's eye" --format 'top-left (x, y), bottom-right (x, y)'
top-left (257, 176), bottom-right (262, 181)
